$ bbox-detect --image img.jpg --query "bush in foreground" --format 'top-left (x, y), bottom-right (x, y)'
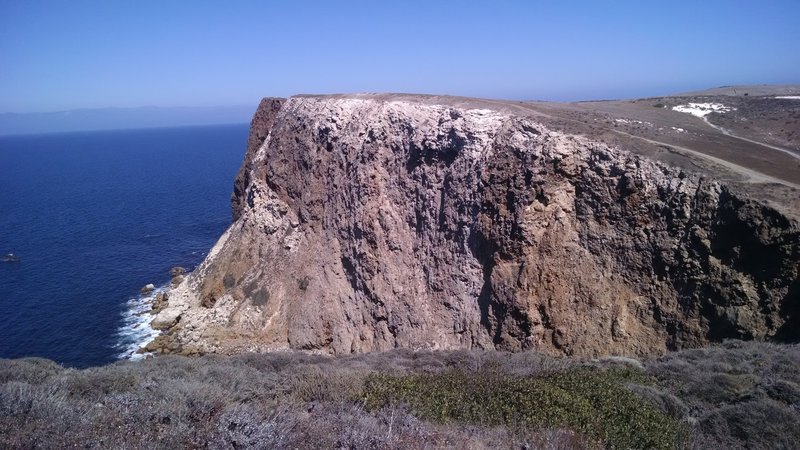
top-left (0, 341), bottom-right (798, 449)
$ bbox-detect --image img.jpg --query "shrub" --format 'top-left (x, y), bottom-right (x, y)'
top-left (363, 366), bottom-right (687, 449)
top-left (646, 341), bottom-right (800, 447)
top-left (699, 400), bottom-right (800, 449)
top-left (2, 342), bottom-right (797, 449)
top-left (289, 364), bottom-right (366, 403)
top-left (56, 365), bottom-right (138, 401)
top-left (0, 357), bottom-right (64, 384)
top-left (765, 380), bottom-right (800, 407)
top-left (251, 287), bottom-right (270, 306)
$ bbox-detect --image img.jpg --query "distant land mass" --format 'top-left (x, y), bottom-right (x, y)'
top-left (0, 105), bottom-right (256, 136)
top-left (673, 84), bottom-right (800, 97)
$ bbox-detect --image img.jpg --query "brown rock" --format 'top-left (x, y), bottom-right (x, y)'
top-left (140, 284), bottom-right (156, 294)
top-left (159, 95), bottom-right (799, 358)
top-left (232, 97), bottom-right (287, 221)
top-left (151, 292), bottom-right (169, 314)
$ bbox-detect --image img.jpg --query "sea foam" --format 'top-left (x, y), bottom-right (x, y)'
top-left (114, 287), bottom-right (164, 360)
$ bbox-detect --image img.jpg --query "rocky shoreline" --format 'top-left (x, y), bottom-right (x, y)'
top-left (130, 266), bottom-right (199, 357)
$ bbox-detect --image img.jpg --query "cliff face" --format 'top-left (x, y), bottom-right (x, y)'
top-left (151, 95), bottom-right (799, 357)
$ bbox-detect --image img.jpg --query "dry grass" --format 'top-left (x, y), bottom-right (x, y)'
top-left (645, 341), bottom-right (800, 449)
top-left (0, 342), bottom-right (797, 449)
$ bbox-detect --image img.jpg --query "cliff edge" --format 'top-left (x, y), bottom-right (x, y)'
top-left (147, 94), bottom-right (799, 357)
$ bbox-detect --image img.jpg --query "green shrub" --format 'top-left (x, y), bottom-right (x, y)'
top-left (363, 367), bottom-right (687, 449)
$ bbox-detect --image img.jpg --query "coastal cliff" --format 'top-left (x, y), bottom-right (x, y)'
top-left (147, 95), bottom-right (799, 357)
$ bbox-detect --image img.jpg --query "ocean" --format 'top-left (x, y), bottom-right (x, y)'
top-left (0, 124), bottom-right (248, 368)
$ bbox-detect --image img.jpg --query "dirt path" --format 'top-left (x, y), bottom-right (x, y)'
top-left (701, 117), bottom-right (800, 161)
top-left (611, 129), bottom-right (800, 189)
top-left (477, 99), bottom-right (800, 190)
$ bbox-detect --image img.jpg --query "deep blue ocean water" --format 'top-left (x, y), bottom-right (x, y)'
top-left (0, 124), bottom-right (248, 368)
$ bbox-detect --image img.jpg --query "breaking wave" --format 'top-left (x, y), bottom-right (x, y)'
top-left (114, 286), bottom-right (165, 360)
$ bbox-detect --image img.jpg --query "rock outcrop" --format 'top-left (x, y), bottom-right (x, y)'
top-left (152, 95), bottom-right (799, 357)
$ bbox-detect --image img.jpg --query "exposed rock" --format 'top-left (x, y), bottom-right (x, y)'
top-left (170, 266), bottom-right (187, 277)
top-left (141, 333), bottom-right (181, 354)
top-left (155, 95), bottom-right (800, 357)
top-left (151, 308), bottom-right (182, 331)
top-left (232, 97), bottom-right (287, 221)
top-left (151, 292), bottom-right (169, 314)
top-left (140, 284), bottom-right (156, 294)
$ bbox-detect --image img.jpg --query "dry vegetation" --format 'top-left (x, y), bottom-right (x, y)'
top-left (1, 341), bottom-right (798, 449)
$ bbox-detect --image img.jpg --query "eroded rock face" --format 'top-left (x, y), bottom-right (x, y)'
top-left (153, 95), bottom-right (799, 357)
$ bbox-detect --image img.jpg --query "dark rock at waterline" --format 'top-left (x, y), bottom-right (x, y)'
top-left (140, 331), bottom-right (201, 356)
top-left (151, 292), bottom-right (169, 314)
top-left (140, 284), bottom-right (156, 294)
top-left (170, 266), bottom-right (186, 277)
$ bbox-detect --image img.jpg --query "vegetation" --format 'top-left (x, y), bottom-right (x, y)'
top-left (363, 367), bottom-right (685, 449)
top-left (298, 275), bottom-right (310, 291)
top-left (1, 341), bottom-right (798, 449)
top-left (645, 341), bottom-right (800, 449)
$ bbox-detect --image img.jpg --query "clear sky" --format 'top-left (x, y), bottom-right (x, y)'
top-left (1, 0), bottom-right (799, 113)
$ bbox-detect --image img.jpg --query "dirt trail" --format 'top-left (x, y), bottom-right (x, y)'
top-left (611, 129), bottom-right (800, 189)
top-left (702, 116), bottom-right (800, 161)
top-left (485, 100), bottom-right (800, 190)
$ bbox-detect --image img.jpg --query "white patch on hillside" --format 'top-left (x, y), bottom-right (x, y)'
top-left (206, 225), bottom-right (232, 261)
top-left (672, 103), bottom-right (735, 118)
top-left (775, 96), bottom-right (800, 100)
top-left (254, 134), bottom-right (272, 165)
top-left (615, 118), bottom-right (652, 126)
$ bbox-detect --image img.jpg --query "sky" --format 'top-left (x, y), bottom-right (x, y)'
top-left (1, 0), bottom-right (799, 114)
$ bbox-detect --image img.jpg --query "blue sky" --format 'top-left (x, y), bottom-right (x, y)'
top-left (1, 0), bottom-right (799, 113)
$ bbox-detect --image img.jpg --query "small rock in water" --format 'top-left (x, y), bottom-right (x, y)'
top-left (140, 283), bottom-right (156, 294)
top-left (170, 266), bottom-right (186, 276)
top-left (2, 253), bottom-right (20, 262)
